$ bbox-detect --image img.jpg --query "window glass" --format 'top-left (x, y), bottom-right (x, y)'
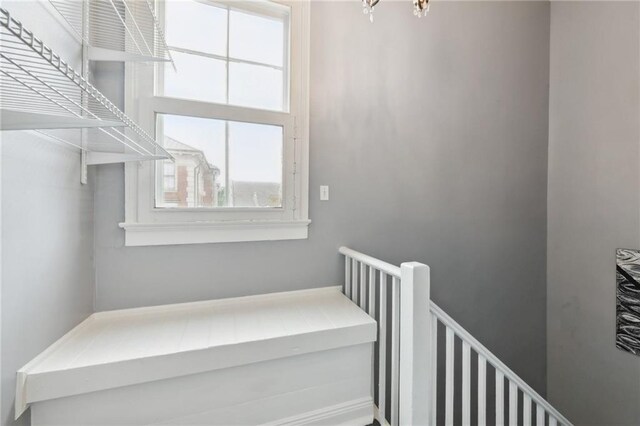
top-left (229, 62), bottom-right (283, 111)
top-left (229, 9), bottom-right (285, 67)
top-left (160, 0), bottom-right (289, 112)
top-left (165, 1), bottom-right (227, 56)
top-left (228, 121), bottom-right (283, 208)
top-left (157, 114), bottom-right (283, 209)
top-left (162, 51), bottom-right (227, 103)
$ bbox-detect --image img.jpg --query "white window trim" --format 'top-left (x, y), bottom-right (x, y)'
top-left (121, 0), bottom-right (310, 246)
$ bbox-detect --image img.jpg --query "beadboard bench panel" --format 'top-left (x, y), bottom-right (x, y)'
top-left (17, 286), bottom-right (377, 422)
top-left (30, 344), bottom-right (374, 426)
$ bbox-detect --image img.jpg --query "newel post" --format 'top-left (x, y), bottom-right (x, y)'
top-left (399, 262), bottom-right (431, 426)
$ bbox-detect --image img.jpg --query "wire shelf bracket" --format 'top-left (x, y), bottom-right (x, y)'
top-left (49, 0), bottom-right (174, 66)
top-left (0, 7), bottom-right (173, 181)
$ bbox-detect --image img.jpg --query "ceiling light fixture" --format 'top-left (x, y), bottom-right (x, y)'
top-left (362, 0), bottom-right (430, 22)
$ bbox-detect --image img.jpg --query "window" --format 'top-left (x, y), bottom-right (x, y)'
top-left (162, 161), bottom-right (176, 192)
top-left (122, 0), bottom-right (310, 246)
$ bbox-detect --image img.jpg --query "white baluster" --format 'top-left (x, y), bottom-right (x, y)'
top-left (378, 272), bottom-right (387, 422)
top-left (536, 403), bottom-right (544, 426)
top-left (496, 370), bottom-right (504, 426)
top-left (509, 381), bottom-right (517, 426)
top-left (463, 341), bottom-right (470, 425)
top-left (368, 266), bottom-right (376, 406)
top-left (431, 315), bottom-right (438, 426)
top-left (368, 266), bottom-right (375, 316)
top-left (359, 262), bottom-right (367, 310)
top-left (549, 416), bottom-right (558, 426)
top-left (445, 327), bottom-right (454, 426)
top-left (345, 256), bottom-right (351, 298)
top-left (478, 354), bottom-right (486, 426)
top-left (523, 394), bottom-right (532, 426)
top-left (390, 276), bottom-right (400, 426)
top-left (352, 259), bottom-right (359, 304)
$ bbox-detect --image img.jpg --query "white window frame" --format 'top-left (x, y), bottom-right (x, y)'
top-left (121, 0), bottom-right (310, 246)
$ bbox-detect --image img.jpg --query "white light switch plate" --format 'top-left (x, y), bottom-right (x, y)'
top-left (320, 185), bottom-right (329, 201)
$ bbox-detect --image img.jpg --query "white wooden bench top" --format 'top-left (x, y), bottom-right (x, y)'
top-left (16, 287), bottom-right (376, 417)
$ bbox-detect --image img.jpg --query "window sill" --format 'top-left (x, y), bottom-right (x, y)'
top-left (119, 219), bottom-right (311, 246)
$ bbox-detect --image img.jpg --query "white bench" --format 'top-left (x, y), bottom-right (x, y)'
top-left (16, 287), bottom-right (376, 426)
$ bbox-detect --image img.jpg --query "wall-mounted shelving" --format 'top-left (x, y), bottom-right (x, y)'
top-left (0, 7), bottom-right (172, 167)
top-left (49, 0), bottom-right (174, 64)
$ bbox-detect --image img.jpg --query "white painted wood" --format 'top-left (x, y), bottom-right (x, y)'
top-left (374, 405), bottom-right (392, 426)
top-left (398, 262), bottom-right (430, 426)
top-left (509, 380), bottom-right (517, 426)
top-left (30, 344), bottom-right (374, 426)
top-left (368, 265), bottom-right (375, 316)
top-left (430, 314), bottom-right (438, 426)
top-left (368, 266), bottom-right (376, 401)
top-left (16, 287), bottom-right (376, 417)
top-left (345, 256), bottom-right (352, 299)
top-left (264, 397), bottom-right (374, 426)
top-left (496, 370), bottom-right (505, 426)
top-left (359, 261), bottom-right (367, 310)
top-left (523, 394), bottom-right (532, 426)
top-left (549, 416), bottom-right (558, 426)
top-left (352, 258), bottom-right (359, 304)
top-left (536, 404), bottom-right (545, 426)
top-left (378, 272), bottom-right (388, 423)
top-left (339, 247), bottom-right (401, 278)
top-left (462, 341), bottom-right (471, 425)
top-left (390, 277), bottom-right (400, 426)
top-left (119, 219), bottom-right (311, 246)
top-left (445, 326), bottom-right (454, 426)
top-left (478, 354), bottom-right (487, 426)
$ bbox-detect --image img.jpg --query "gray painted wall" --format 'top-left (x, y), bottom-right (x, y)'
top-left (1, 3), bottom-right (95, 425)
top-left (547, 2), bottom-right (640, 425)
top-left (94, 1), bottom-right (551, 394)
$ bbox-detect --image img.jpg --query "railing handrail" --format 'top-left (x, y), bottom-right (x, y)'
top-left (429, 302), bottom-right (572, 426)
top-left (339, 246), bottom-right (573, 426)
top-left (339, 246), bottom-right (401, 278)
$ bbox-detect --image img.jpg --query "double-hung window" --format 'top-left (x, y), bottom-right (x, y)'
top-left (123, 0), bottom-right (310, 246)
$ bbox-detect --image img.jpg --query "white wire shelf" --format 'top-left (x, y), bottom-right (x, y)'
top-left (49, 0), bottom-right (174, 64)
top-left (0, 7), bottom-right (172, 164)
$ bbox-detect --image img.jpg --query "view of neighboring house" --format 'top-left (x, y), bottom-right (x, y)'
top-left (162, 136), bottom-right (220, 208)
top-left (229, 181), bottom-right (282, 208)
top-left (161, 136), bottom-right (282, 208)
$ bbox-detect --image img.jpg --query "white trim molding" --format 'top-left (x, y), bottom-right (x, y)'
top-left (119, 219), bottom-right (311, 246)
top-left (268, 397), bottom-right (374, 426)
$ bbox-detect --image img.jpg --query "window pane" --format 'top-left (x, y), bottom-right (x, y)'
top-left (163, 51), bottom-right (226, 104)
top-left (228, 121), bottom-right (283, 208)
top-left (157, 115), bottom-right (284, 209)
top-left (157, 114), bottom-right (226, 208)
top-left (163, 176), bottom-right (176, 190)
top-left (163, 161), bottom-right (175, 176)
top-left (165, 0), bottom-right (227, 56)
top-left (229, 8), bottom-right (286, 67)
top-left (229, 62), bottom-right (283, 111)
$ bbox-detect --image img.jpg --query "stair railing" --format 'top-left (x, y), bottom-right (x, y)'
top-left (339, 246), bottom-right (572, 426)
